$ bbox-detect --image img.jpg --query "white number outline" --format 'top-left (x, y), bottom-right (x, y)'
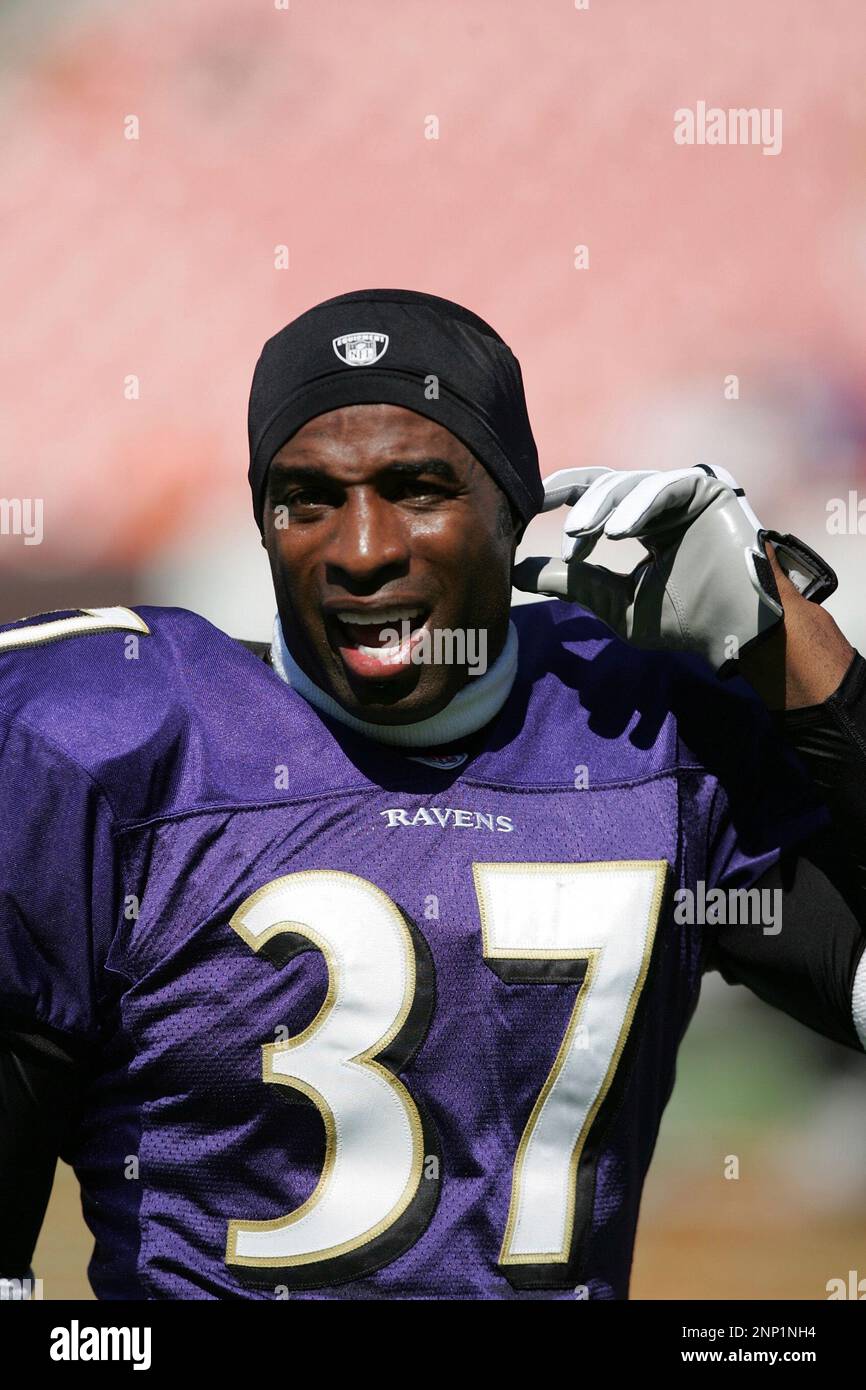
top-left (0, 607), bottom-right (148, 652)
top-left (474, 860), bottom-right (667, 1271)
top-left (225, 869), bottom-right (435, 1276)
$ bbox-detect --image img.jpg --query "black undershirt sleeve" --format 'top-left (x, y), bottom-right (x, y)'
top-left (772, 648), bottom-right (866, 920)
top-left (0, 1028), bottom-right (87, 1279)
top-left (706, 651), bottom-right (866, 1051)
top-left (709, 846), bottom-right (866, 1051)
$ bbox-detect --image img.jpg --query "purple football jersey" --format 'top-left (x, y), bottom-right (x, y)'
top-left (0, 601), bottom-right (826, 1299)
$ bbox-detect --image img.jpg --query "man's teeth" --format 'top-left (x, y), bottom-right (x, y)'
top-left (335, 608), bottom-right (424, 626)
top-left (332, 608), bottom-right (427, 663)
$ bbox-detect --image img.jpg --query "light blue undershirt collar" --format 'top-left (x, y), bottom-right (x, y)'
top-left (270, 615), bottom-right (518, 748)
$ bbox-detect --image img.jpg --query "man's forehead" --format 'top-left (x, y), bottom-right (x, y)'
top-left (270, 403), bottom-right (475, 468)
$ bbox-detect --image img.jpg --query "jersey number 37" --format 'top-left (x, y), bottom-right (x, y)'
top-left (225, 861), bottom-right (666, 1292)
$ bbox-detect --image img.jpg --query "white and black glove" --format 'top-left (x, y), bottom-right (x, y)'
top-left (512, 464), bottom-right (836, 673)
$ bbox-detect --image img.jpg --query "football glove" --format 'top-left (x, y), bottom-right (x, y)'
top-left (512, 464), bottom-right (837, 673)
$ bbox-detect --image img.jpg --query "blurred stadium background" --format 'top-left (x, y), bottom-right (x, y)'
top-left (2, 0), bottom-right (865, 1298)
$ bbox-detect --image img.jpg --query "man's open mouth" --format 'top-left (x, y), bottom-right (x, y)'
top-left (328, 606), bottom-right (431, 679)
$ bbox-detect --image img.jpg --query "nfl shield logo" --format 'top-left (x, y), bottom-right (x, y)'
top-left (332, 331), bottom-right (389, 366)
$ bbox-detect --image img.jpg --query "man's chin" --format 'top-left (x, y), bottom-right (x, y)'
top-left (333, 664), bottom-right (464, 725)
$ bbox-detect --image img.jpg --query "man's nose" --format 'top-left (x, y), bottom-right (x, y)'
top-left (324, 490), bottom-right (410, 588)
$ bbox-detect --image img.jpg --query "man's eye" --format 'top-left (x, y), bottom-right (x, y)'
top-left (393, 480), bottom-right (448, 501)
top-left (287, 489), bottom-right (332, 508)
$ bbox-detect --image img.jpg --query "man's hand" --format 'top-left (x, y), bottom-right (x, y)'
top-left (512, 464), bottom-right (842, 696)
top-left (736, 541), bottom-right (855, 709)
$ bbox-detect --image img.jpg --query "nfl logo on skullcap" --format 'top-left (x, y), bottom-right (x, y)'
top-left (332, 330), bottom-right (389, 365)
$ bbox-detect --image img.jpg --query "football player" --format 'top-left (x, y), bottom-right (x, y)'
top-left (1, 289), bottom-right (864, 1300)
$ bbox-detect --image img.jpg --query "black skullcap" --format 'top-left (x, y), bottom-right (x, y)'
top-left (247, 288), bottom-right (543, 531)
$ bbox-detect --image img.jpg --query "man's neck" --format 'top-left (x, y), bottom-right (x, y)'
top-left (270, 616), bottom-right (519, 748)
